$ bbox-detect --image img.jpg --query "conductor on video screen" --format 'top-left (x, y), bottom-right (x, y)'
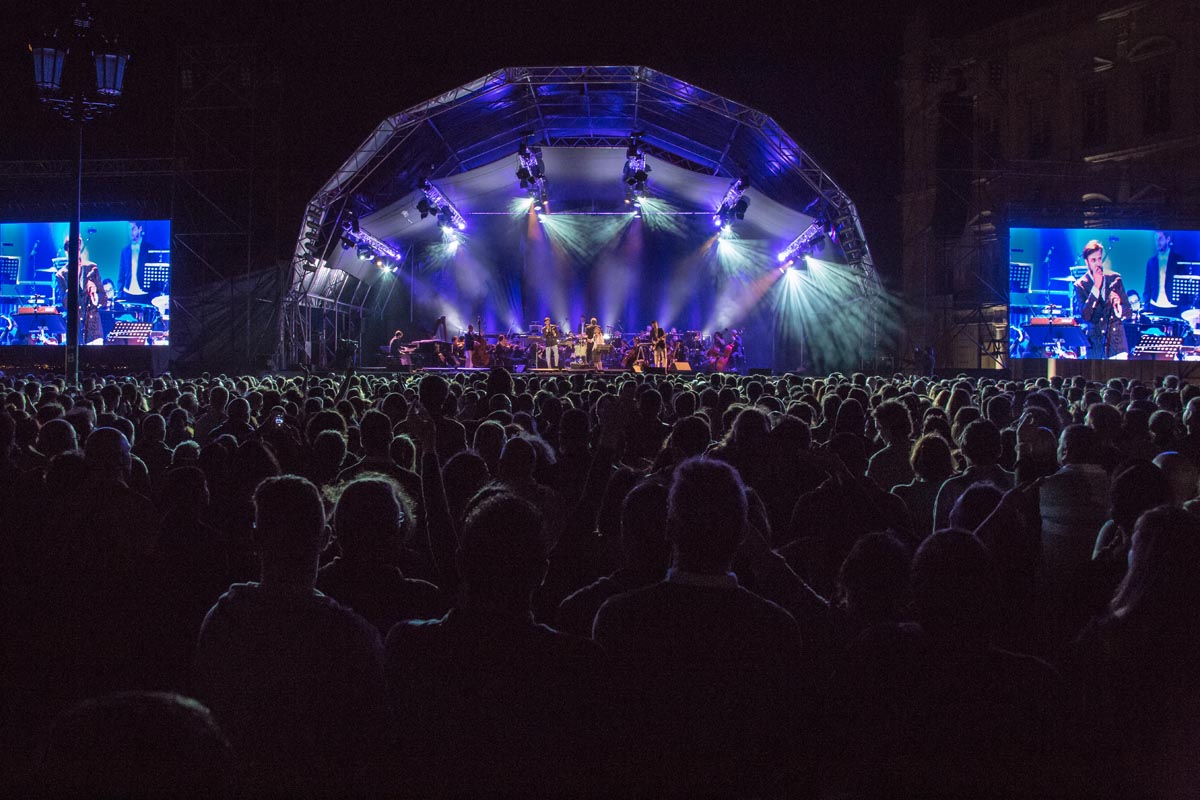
top-left (118, 221), bottom-right (165, 302)
top-left (1143, 231), bottom-right (1188, 313)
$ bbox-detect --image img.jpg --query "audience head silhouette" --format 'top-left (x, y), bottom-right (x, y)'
top-left (667, 457), bottom-right (747, 574)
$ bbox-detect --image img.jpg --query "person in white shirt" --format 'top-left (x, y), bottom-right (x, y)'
top-left (1142, 230), bottom-right (1185, 313)
top-left (118, 221), bottom-right (158, 304)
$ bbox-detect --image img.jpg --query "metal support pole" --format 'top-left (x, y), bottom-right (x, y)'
top-left (66, 119), bottom-right (82, 384)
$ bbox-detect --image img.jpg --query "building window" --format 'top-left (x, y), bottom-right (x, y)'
top-left (1141, 69), bottom-right (1172, 135)
top-left (1028, 98), bottom-right (1052, 159)
top-left (1081, 85), bottom-right (1107, 147)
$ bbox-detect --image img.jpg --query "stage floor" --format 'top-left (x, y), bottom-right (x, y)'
top-left (358, 365), bottom-right (699, 376)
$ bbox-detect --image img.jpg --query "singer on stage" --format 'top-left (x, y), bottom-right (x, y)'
top-left (541, 317), bottom-right (560, 368)
top-left (1074, 239), bottom-right (1131, 358)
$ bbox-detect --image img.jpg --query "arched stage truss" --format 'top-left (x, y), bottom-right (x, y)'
top-left (280, 65), bottom-right (881, 370)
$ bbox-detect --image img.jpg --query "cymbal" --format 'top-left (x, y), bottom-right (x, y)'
top-left (36, 267), bottom-right (62, 273)
top-left (1049, 277), bottom-right (1078, 282)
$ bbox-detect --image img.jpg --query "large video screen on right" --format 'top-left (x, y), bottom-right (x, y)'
top-left (1009, 227), bottom-right (1200, 360)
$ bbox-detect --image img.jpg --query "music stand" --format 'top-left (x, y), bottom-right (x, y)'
top-left (143, 264), bottom-right (170, 284)
top-left (13, 310), bottom-right (66, 339)
top-left (0, 256), bottom-right (19, 283)
top-left (1008, 262), bottom-right (1032, 294)
top-left (107, 320), bottom-right (153, 344)
top-left (1131, 335), bottom-right (1182, 361)
top-left (1170, 275), bottom-right (1200, 304)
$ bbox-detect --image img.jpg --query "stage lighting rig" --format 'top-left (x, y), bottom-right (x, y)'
top-left (417, 180), bottom-right (467, 231)
top-left (776, 221), bottom-right (825, 266)
top-left (623, 131), bottom-right (650, 200)
top-left (344, 224), bottom-right (402, 267)
top-left (515, 135), bottom-right (549, 212)
top-left (713, 178), bottom-right (750, 228)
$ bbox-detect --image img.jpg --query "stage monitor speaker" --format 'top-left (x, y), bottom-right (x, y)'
top-left (749, 368), bottom-right (772, 376)
top-left (673, 361), bottom-right (692, 372)
top-left (632, 364), bottom-right (642, 373)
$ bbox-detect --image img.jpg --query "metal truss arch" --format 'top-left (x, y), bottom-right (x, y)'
top-left (280, 66), bottom-right (881, 366)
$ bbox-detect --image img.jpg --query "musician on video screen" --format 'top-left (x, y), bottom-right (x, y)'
top-left (1074, 239), bottom-right (1132, 358)
top-left (1143, 230), bottom-right (1187, 314)
top-left (118, 221), bottom-right (164, 303)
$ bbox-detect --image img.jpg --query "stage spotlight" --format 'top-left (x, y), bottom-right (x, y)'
top-left (421, 180), bottom-right (467, 231)
top-left (777, 221), bottom-right (824, 264)
top-left (343, 226), bottom-right (402, 267)
top-left (623, 131), bottom-right (651, 198)
top-left (516, 136), bottom-right (548, 209)
top-left (714, 178), bottom-right (749, 229)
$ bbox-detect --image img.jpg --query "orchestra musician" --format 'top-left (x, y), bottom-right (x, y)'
top-left (542, 317), bottom-right (560, 368)
top-left (728, 328), bottom-right (744, 371)
top-left (493, 334), bottom-right (513, 369)
top-left (388, 330), bottom-right (405, 360)
top-left (1143, 231), bottom-right (1186, 314)
top-left (650, 320), bottom-right (667, 369)
top-left (118, 221), bottom-right (164, 305)
top-left (464, 324), bottom-right (477, 369)
top-left (705, 330), bottom-right (735, 372)
top-left (1074, 239), bottom-right (1132, 358)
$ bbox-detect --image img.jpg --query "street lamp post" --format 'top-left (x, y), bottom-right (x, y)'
top-left (29, 4), bottom-right (129, 384)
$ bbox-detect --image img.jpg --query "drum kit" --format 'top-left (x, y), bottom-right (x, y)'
top-left (8, 265), bottom-right (172, 341)
top-left (1012, 274), bottom-right (1200, 358)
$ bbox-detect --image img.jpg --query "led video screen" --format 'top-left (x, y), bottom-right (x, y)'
top-left (1009, 227), bottom-right (1200, 360)
top-left (0, 219), bottom-right (170, 347)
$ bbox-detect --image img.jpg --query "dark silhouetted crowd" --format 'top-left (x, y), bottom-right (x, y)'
top-left (2, 366), bottom-right (1198, 798)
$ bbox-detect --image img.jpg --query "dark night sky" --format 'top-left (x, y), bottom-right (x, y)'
top-left (1, 0), bottom-right (1062, 284)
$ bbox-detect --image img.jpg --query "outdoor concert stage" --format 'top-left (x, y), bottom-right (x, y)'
top-left (281, 67), bottom-right (886, 377)
top-left (357, 367), bottom-right (693, 378)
